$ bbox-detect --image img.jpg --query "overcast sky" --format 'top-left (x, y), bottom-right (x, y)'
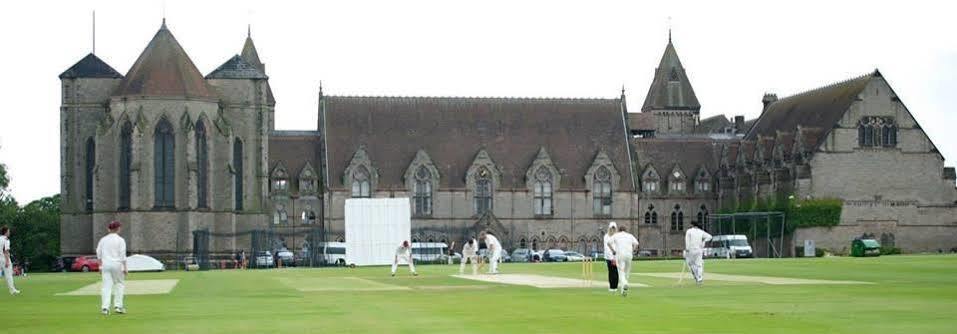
top-left (0, 0), bottom-right (954, 203)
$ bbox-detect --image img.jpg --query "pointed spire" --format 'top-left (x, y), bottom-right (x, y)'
top-left (161, 17), bottom-right (167, 30)
top-left (640, 37), bottom-right (700, 113)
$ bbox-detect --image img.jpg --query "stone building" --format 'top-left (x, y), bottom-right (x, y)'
top-left (59, 21), bottom-right (957, 257)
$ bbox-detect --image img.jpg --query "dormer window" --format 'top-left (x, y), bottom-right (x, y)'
top-left (273, 179), bottom-right (288, 192)
top-left (642, 167), bottom-right (660, 193)
top-left (669, 168), bottom-right (686, 194)
top-left (695, 169), bottom-right (711, 193)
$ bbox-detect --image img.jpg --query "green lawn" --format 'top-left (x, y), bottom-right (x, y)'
top-left (2, 255), bottom-right (956, 334)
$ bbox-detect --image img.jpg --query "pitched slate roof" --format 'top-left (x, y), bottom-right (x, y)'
top-left (321, 96), bottom-right (634, 190)
top-left (641, 40), bottom-right (701, 112)
top-left (634, 138), bottom-right (726, 177)
top-left (59, 53), bottom-right (123, 79)
top-left (268, 132), bottom-right (321, 193)
top-left (695, 115), bottom-right (731, 134)
top-left (746, 72), bottom-right (876, 143)
top-left (240, 35), bottom-right (274, 105)
top-left (114, 21), bottom-right (216, 99)
top-left (206, 55), bottom-right (267, 79)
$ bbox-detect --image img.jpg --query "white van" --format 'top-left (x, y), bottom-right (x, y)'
top-left (318, 242), bottom-right (347, 265)
top-left (411, 242), bottom-right (449, 262)
top-left (704, 235), bottom-right (753, 258)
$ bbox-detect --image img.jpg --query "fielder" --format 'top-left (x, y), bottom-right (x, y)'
top-left (96, 221), bottom-right (127, 315)
top-left (606, 225), bottom-right (639, 297)
top-left (391, 240), bottom-right (417, 276)
top-left (459, 238), bottom-right (479, 275)
top-left (684, 221), bottom-right (713, 286)
top-left (603, 222), bottom-right (619, 293)
top-left (479, 231), bottom-right (502, 274)
top-left (1, 226), bottom-right (20, 295)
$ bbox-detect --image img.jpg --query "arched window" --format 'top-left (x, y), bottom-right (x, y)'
top-left (593, 166), bottom-right (613, 217)
top-left (644, 204), bottom-right (657, 224)
top-left (520, 238), bottom-right (527, 249)
top-left (118, 122), bottom-right (132, 210)
top-left (859, 117), bottom-right (897, 148)
top-left (671, 204), bottom-right (684, 231)
top-left (233, 138), bottom-right (244, 210)
top-left (697, 204), bottom-right (709, 228)
top-left (695, 169), bottom-right (711, 193)
top-left (533, 167), bottom-right (553, 216)
top-left (85, 137), bottom-right (95, 212)
top-left (532, 238), bottom-right (539, 250)
top-left (669, 169), bottom-right (686, 193)
top-left (642, 168), bottom-right (660, 193)
top-left (274, 204), bottom-right (288, 224)
top-left (153, 120), bottom-right (175, 208)
top-left (351, 165), bottom-right (371, 198)
top-left (195, 121), bottom-right (209, 209)
top-left (474, 167), bottom-right (493, 215)
top-left (413, 166), bottom-right (432, 216)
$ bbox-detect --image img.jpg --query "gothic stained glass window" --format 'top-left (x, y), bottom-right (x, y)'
top-left (119, 122), bottom-right (132, 210)
top-left (413, 166), bottom-right (433, 216)
top-left (195, 121), bottom-right (209, 209)
top-left (85, 137), bottom-right (95, 212)
top-left (351, 165), bottom-right (371, 198)
top-left (593, 166), bottom-right (613, 216)
top-left (233, 138), bottom-right (244, 210)
top-left (474, 167), bottom-right (493, 215)
top-left (533, 167), bottom-right (553, 216)
top-left (154, 120), bottom-right (175, 208)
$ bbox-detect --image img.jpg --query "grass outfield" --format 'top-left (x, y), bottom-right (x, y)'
top-left (2, 255), bottom-right (956, 334)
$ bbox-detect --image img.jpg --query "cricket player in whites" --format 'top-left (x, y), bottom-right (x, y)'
top-left (606, 225), bottom-right (639, 297)
top-left (684, 221), bottom-right (713, 286)
top-left (479, 231), bottom-right (502, 274)
top-left (460, 238), bottom-right (479, 275)
top-left (96, 221), bottom-right (127, 315)
top-left (1, 226), bottom-right (20, 295)
top-left (391, 240), bottom-right (417, 277)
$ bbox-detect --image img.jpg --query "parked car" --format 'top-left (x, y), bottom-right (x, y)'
top-left (543, 249), bottom-right (567, 262)
top-left (71, 256), bottom-right (100, 272)
top-left (563, 251), bottom-right (586, 262)
top-left (638, 250), bottom-right (654, 257)
top-left (274, 248), bottom-right (295, 266)
top-left (511, 248), bottom-right (533, 262)
top-left (411, 242), bottom-right (449, 263)
top-left (54, 256), bottom-right (77, 272)
top-left (255, 251), bottom-right (275, 268)
top-left (531, 250), bottom-right (544, 262)
top-left (590, 252), bottom-right (604, 260)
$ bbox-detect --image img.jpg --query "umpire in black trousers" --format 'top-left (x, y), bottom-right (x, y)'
top-left (603, 222), bottom-right (619, 292)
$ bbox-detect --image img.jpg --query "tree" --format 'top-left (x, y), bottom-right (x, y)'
top-left (10, 195), bottom-right (61, 271)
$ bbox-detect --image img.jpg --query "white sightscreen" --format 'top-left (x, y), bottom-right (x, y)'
top-left (344, 198), bottom-right (411, 266)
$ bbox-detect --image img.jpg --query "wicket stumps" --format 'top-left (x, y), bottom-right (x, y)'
top-left (582, 257), bottom-right (595, 286)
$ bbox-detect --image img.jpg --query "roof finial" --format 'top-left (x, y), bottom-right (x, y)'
top-left (92, 10), bottom-right (96, 54)
top-left (319, 80), bottom-right (324, 96)
top-left (667, 16), bottom-right (672, 43)
top-left (161, 0), bottom-right (167, 28)
top-left (247, 24), bottom-right (251, 38)
top-left (621, 84), bottom-right (626, 96)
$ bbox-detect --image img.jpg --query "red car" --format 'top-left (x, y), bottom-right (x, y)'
top-left (71, 256), bottom-right (100, 272)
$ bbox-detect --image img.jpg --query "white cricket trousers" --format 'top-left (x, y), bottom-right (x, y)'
top-left (488, 249), bottom-right (502, 274)
top-left (100, 262), bottom-right (125, 310)
top-left (460, 255), bottom-right (478, 275)
top-left (391, 255), bottom-right (415, 274)
top-left (685, 250), bottom-right (704, 283)
top-left (0, 258), bottom-right (16, 293)
top-left (615, 255), bottom-right (634, 290)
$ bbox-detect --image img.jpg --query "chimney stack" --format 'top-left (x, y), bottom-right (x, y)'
top-left (734, 115), bottom-right (745, 134)
top-left (762, 93), bottom-right (778, 113)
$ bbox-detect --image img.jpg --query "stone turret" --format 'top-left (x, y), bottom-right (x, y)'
top-left (641, 37), bottom-right (700, 135)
